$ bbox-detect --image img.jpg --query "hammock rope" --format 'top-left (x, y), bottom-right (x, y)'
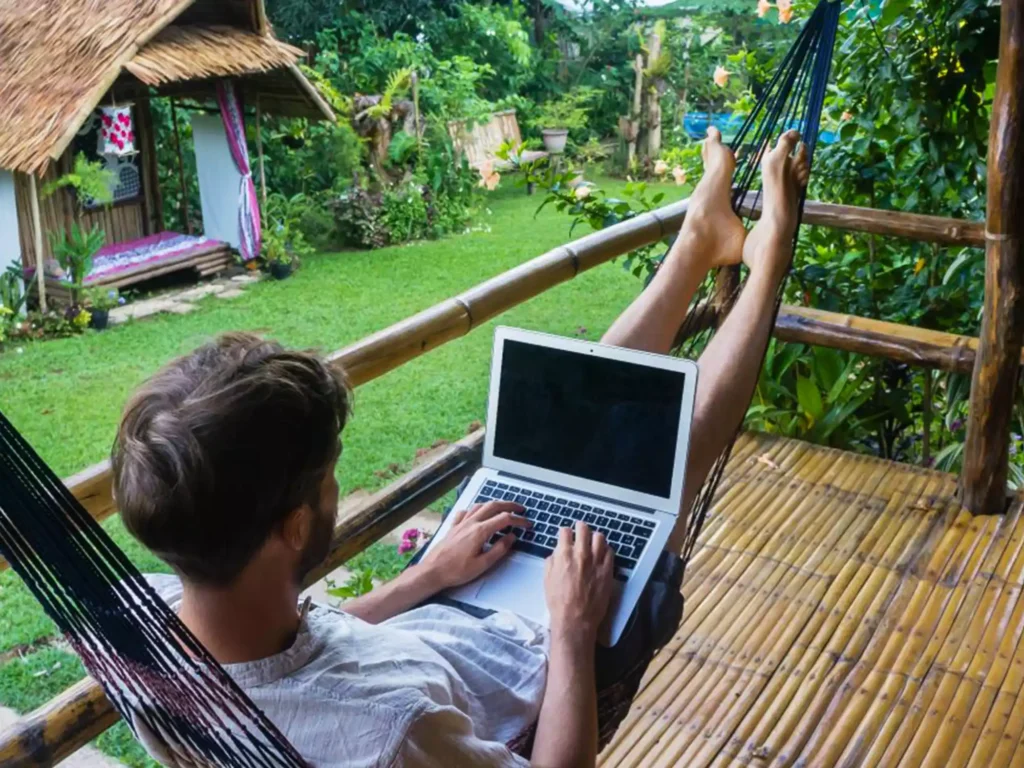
top-left (675, 0), bottom-right (841, 567)
top-left (0, 2), bottom-right (840, 764)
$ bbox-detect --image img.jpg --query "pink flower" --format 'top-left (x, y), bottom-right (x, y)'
top-left (398, 539), bottom-right (416, 555)
top-left (757, 0), bottom-right (773, 18)
top-left (841, 111), bottom-right (854, 121)
top-left (713, 66), bottom-right (731, 88)
top-left (574, 185), bottom-right (591, 199)
top-left (672, 166), bottom-right (687, 186)
top-left (402, 528), bottom-right (420, 543)
top-left (654, 159), bottom-right (669, 175)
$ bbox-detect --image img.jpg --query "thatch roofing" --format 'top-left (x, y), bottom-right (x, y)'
top-left (0, 0), bottom-right (324, 176)
top-left (125, 25), bottom-right (303, 87)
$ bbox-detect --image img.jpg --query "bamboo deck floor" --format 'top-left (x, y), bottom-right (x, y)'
top-left (600, 432), bottom-right (1024, 767)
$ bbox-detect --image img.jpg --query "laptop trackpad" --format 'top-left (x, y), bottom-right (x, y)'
top-left (475, 557), bottom-right (548, 624)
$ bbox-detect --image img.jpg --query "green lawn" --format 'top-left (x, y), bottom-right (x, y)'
top-left (0, 175), bottom-right (686, 764)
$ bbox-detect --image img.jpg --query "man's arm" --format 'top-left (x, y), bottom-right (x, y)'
top-left (340, 501), bottom-right (527, 624)
top-left (531, 524), bottom-right (613, 768)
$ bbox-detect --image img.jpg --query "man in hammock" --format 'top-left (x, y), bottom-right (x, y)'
top-left (114, 128), bottom-right (808, 768)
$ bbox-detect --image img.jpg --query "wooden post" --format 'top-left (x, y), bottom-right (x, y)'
top-left (645, 30), bottom-right (663, 160)
top-left (170, 99), bottom-right (191, 235)
top-left (27, 173), bottom-right (47, 313)
top-left (628, 54), bottom-right (643, 168)
top-left (255, 96), bottom-right (267, 212)
top-left (960, 0), bottom-right (1024, 515)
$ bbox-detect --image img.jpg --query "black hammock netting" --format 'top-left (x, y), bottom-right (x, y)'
top-left (0, 2), bottom-right (839, 765)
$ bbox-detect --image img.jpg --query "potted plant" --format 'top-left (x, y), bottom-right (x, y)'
top-left (261, 192), bottom-right (314, 280)
top-left (532, 90), bottom-right (594, 154)
top-left (84, 286), bottom-right (123, 330)
top-left (48, 222), bottom-right (105, 307)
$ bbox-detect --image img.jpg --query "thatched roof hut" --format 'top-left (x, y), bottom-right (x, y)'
top-left (0, 0), bottom-right (330, 175)
top-left (0, 0), bottom-right (332, 304)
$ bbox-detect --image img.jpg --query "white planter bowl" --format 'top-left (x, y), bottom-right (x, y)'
top-left (541, 129), bottom-right (569, 154)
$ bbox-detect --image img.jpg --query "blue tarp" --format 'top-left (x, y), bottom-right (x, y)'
top-left (683, 112), bottom-right (837, 144)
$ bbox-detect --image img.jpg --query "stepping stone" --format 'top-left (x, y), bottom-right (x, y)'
top-left (231, 273), bottom-right (261, 284)
top-left (216, 289), bottom-right (245, 300)
top-left (166, 303), bottom-right (197, 315)
top-left (175, 284), bottom-right (225, 301)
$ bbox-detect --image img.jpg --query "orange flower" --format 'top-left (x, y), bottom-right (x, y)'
top-left (841, 111), bottom-right (854, 121)
top-left (672, 166), bottom-right (687, 186)
top-left (777, 0), bottom-right (793, 22)
top-left (757, 0), bottom-right (773, 18)
top-left (914, 257), bottom-right (926, 275)
top-left (713, 66), bottom-right (731, 88)
top-left (478, 159), bottom-right (500, 191)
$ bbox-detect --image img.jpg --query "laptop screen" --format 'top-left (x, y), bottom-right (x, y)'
top-left (492, 339), bottom-right (688, 499)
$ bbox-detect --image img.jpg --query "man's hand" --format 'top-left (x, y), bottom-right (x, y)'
top-left (544, 522), bottom-right (614, 646)
top-left (419, 502), bottom-right (530, 591)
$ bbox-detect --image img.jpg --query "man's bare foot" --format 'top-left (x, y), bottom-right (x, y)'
top-left (673, 127), bottom-right (746, 269)
top-left (742, 130), bottom-right (810, 280)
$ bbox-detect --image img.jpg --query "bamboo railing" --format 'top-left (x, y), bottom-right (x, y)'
top-left (0, 193), bottom-right (998, 763)
top-left (0, 197), bottom-right (992, 577)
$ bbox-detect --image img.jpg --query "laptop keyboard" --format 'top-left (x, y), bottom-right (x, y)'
top-left (474, 480), bottom-right (656, 581)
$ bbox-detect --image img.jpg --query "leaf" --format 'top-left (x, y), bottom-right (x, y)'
top-left (796, 375), bottom-right (825, 423)
top-left (942, 249), bottom-right (974, 286)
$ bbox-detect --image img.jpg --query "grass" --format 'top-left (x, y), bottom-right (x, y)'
top-left (0, 174), bottom-right (687, 763)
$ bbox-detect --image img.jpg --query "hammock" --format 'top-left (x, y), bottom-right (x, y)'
top-left (0, 2), bottom-right (840, 764)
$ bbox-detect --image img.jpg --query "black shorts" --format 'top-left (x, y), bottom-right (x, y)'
top-left (407, 510), bottom-right (684, 754)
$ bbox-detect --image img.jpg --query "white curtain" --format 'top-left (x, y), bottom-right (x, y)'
top-left (190, 114), bottom-right (243, 248)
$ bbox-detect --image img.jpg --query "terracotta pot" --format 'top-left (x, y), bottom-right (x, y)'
top-left (541, 129), bottom-right (569, 154)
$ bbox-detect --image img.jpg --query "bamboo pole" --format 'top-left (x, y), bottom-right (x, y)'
top-left (960, 0), bottom-right (1024, 516)
top-left (0, 432), bottom-right (484, 767)
top-left (255, 95), bottom-right (267, 212)
top-left (0, 196), bottom-right (992, 573)
top-left (27, 173), bottom-right (47, 313)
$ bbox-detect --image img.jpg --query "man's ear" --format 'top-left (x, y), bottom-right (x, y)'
top-left (280, 505), bottom-right (312, 554)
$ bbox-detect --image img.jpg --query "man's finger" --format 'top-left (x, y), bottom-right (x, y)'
top-left (452, 508), bottom-right (470, 526)
top-left (575, 521), bottom-right (592, 555)
top-left (592, 530), bottom-right (609, 558)
top-left (481, 533), bottom-right (516, 568)
top-left (557, 525), bottom-right (573, 551)
top-left (468, 501), bottom-right (524, 521)
top-left (477, 511), bottom-right (531, 537)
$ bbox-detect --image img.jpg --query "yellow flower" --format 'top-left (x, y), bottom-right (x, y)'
top-left (914, 257), bottom-right (926, 275)
top-left (672, 166), bottom-right (687, 186)
top-left (654, 159), bottom-right (669, 175)
top-left (757, 0), bottom-right (773, 18)
top-left (713, 66), bottom-right (731, 88)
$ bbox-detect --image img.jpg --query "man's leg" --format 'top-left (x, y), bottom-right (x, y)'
top-left (603, 130), bottom-right (809, 551)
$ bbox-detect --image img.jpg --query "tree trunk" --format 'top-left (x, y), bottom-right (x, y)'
top-left (627, 54), bottom-right (643, 169)
top-left (960, 0), bottom-right (1024, 515)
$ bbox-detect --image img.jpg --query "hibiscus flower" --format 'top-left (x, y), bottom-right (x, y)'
top-left (713, 66), bottom-right (731, 88)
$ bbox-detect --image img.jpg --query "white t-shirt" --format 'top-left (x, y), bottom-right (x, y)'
top-left (141, 575), bottom-right (549, 767)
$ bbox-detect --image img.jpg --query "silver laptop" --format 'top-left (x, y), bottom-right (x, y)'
top-left (432, 326), bottom-right (698, 646)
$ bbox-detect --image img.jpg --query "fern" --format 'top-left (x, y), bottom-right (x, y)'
top-left (40, 153), bottom-right (115, 206)
top-left (366, 68), bottom-right (413, 121)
